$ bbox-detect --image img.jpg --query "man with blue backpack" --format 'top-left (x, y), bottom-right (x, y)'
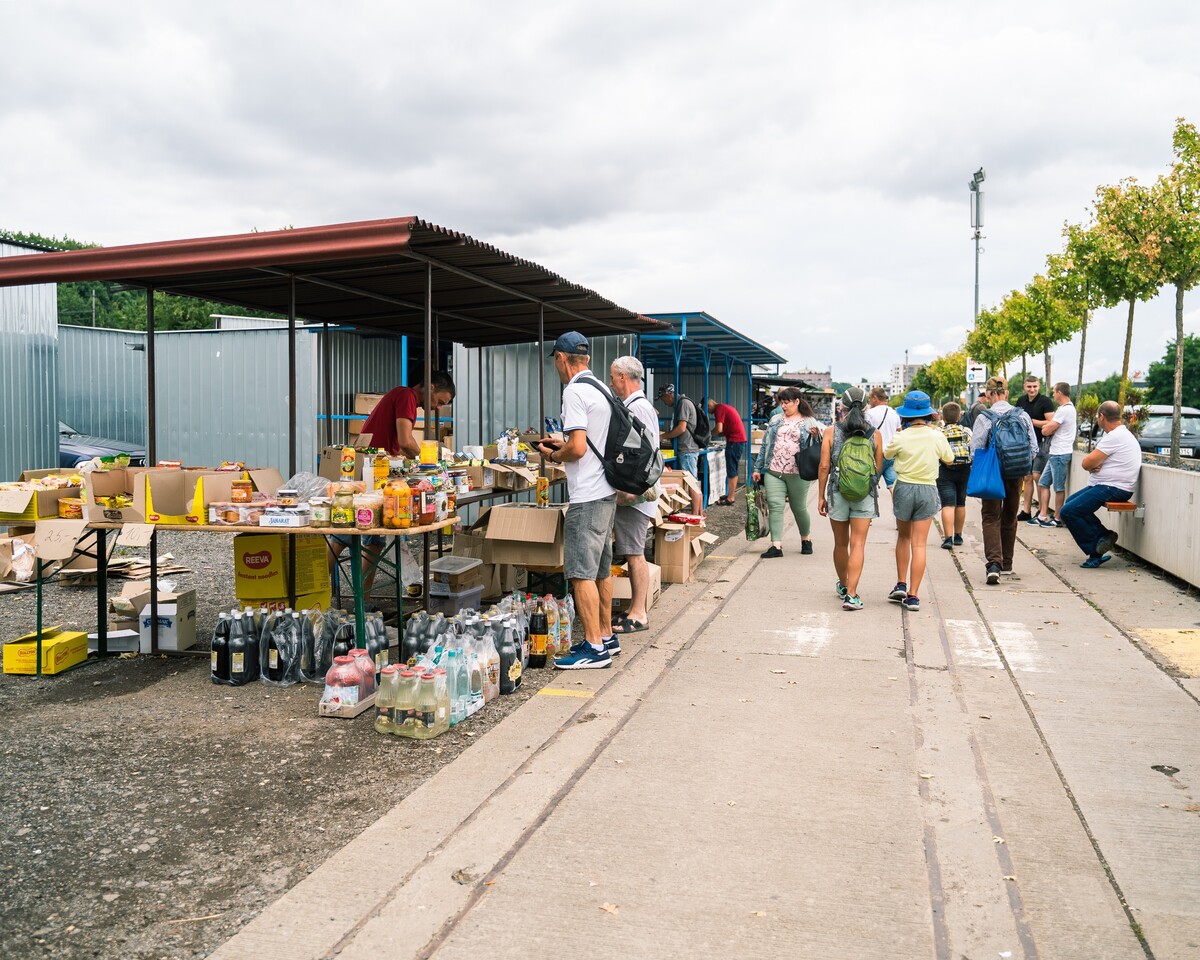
top-left (969, 376), bottom-right (1039, 585)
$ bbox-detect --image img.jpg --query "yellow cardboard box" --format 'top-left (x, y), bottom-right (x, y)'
top-left (3, 626), bottom-right (89, 675)
top-left (234, 533), bottom-right (330, 600)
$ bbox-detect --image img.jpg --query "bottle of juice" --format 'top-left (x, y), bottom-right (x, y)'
top-left (395, 669), bottom-right (418, 733)
top-left (211, 612), bottom-right (231, 684)
top-left (415, 672), bottom-right (438, 738)
top-left (483, 629), bottom-right (500, 701)
top-left (383, 474), bottom-right (412, 529)
top-left (528, 600), bottom-right (548, 668)
top-left (544, 596), bottom-right (559, 659)
top-left (374, 666), bottom-right (399, 735)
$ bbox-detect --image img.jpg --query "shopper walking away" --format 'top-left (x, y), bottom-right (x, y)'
top-left (752, 388), bottom-right (822, 558)
top-left (936, 402), bottom-right (973, 549)
top-left (817, 387), bottom-right (883, 610)
top-left (709, 397), bottom-right (748, 506)
top-left (1059, 400), bottom-right (1141, 568)
top-left (866, 387), bottom-right (902, 492)
top-left (971, 376), bottom-right (1038, 584)
top-left (883, 391), bottom-right (955, 611)
top-left (1015, 375), bottom-right (1056, 521)
top-left (609, 356), bottom-right (660, 637)
top-left (536, 332), bottom-right (616, 669)
top-left (1033, 382), bottom-right (1078, 527)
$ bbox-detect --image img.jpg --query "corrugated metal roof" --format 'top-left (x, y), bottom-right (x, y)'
top-left (0, 218), bottom-right (669, 348)
top-left (639, 311), bottom-right (785, 369)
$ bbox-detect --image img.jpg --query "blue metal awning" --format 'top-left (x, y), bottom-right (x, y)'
top-left (637, 311), bottom-right (785, 371)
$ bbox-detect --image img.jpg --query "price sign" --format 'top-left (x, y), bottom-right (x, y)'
top-left (965, 358), bottom-right (988, 384)
top-left (117, 523), bottom-right (155, 547)
top-left (32, 520), bottom-right (89, 560)
top-left (0, 490), bottom-right (32, 514)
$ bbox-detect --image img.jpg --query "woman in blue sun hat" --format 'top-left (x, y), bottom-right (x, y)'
top-left (882, 390), bottom-right (956, 612)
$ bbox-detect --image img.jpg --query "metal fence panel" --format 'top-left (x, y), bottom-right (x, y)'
top-left (0, 243), bottom-right (58, 479)
top-left (58, 326), bottom-right (147, 445)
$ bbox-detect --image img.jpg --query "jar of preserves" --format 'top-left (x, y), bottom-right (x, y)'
top-left (321, 655), bottom-right (362, 708)
top-left (354, 495), bottom-right (381, 530)
top-left (231, 479), bottom-right (254, 504)
top-left (331, 484), bottom-right (355, 528)
top-left (276, 487), bottom-right (299, 506)
top-left (310, 497), bottom-right (331, 525)
top-left (382, 474), bottom-right (412, 529)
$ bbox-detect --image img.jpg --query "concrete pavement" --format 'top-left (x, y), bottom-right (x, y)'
top-left (211, 490), bottom-right (1200, 960)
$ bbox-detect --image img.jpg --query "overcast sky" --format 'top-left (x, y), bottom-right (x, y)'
top-left (3, 1), bottom-right (1198, 385)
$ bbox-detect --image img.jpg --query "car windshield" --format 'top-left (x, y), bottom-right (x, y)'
top-left (59, 420), bottom-right (80, 435)
top-left (1141, 415), bottom-right (1200, 438)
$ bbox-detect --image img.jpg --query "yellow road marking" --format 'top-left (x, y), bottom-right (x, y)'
top-left (538, 688), bottom-right (595, 698)
top-left (708, 554), bottom-right (739, 559)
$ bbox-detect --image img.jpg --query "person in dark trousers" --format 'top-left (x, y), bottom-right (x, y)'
top-left (1059, 401), bottom-right (1141, 568)
top-left (970, 376), bottom-right (1038, 585)
top-left (1015, 375), bottom-right (1056, 521)
top-left (708, 397), bottom-right (748, 505)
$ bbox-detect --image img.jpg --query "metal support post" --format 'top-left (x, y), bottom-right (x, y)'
top-left (146, 288), bottom-right (159, 653)
top-left (96, 528), bottom-right (108, 656)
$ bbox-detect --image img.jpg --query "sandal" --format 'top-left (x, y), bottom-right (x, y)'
top-left (716, 497), bottom-right (733, 506)
top-left (612, 616), bottom-right (649, 634)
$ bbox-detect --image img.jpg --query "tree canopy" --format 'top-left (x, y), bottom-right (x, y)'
top-left (1146, 335), bottom-right (1200, 408)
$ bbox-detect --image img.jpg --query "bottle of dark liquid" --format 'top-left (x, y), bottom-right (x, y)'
top-left (266, 616), bottom-right (285, 682)
top-left (211, 612), bottom-right (231, 684)
top-left (332, 617), bottom-right (354, 659)
top-left (528, 601), bottom-right (548, 668)
top-left (228, 609), bottom-right (251, 686)
top-left (498, 619), bottom-right (522, 695)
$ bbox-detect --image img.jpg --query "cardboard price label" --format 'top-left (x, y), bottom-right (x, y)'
top-left (117, 524), bottom-right (155, 547)
top-left (32, 520), bottom-right (89, 560)
top-left (0, 490), bottom-right (32, 513)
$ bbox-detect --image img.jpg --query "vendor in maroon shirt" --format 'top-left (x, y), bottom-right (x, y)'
top-left (360, 371), bottom-right (456, 458)
top-left (708, 399), bottom-right (748, 506)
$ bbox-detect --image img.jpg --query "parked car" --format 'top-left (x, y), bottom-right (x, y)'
top-left (1136, 405), bottom-right (1200, 458)
top-left (58, 421), bottom-right (146, 469)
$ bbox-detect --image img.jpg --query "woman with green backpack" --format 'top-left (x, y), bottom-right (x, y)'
top-left (817, 387), bottom-right (884, 611)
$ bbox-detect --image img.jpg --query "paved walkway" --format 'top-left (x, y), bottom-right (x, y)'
top-left (212, 492), bottom-right (1200, 960)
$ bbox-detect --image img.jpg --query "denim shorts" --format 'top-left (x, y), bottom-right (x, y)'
top-left (331, 533), bottom-right (386, 548)
top-left (892, 480), bottom-right (940, 522)
top-left (826, 486), bottom-right (878, 521)
top-left (564, 495), bottom-right (616, 581)
top-left (679, 452), bottom-right (699, 477)
top-left (724, 441), bottom-right (746, 477)
top-left (1039, 453), bottom-right (1072, 492)
top-left (612, 507), bottom-right (651, 558)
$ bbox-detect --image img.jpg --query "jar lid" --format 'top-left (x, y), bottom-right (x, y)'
top-left (333, 655), bottom-right (354, 663)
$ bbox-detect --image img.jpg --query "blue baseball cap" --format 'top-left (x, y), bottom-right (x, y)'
top-left (548, 331), bottom-right (589, 357)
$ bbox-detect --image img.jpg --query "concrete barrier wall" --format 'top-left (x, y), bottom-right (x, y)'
top-left (1068, 452), bottom-right (1199, 588)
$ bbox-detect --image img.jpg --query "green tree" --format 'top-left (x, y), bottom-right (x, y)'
top-left (1146, 335), bottom-right (1200, 408)
top-left (1011, 273), bottom-right (1077, 385)
top-left (1049, 223), bottom-right (1105, 397)
top-left (1090, 178), bottom-right (1164, 407)
top-left (1149, 118), bottom-right (1200, 464)
top-left (966, 301), bottom-right (1022, 378)
top-left (912, 349), bottom-right (968, 406)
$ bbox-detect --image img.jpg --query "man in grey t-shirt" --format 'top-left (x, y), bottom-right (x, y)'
top-left (657, 383), bottom-right (703, 514)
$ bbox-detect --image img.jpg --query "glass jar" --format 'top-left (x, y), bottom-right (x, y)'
top-left (231, 479), bottom-right (254, 504)
top-left (322, 655), bottom-right (362, 707)
top-left (310, 498), bottom-right (331, 525)
top-left (331, 485), bottom-right (355, 528)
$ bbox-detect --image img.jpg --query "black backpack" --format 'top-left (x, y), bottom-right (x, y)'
top-left (678, 395), bottom-right (712, 448)
top-left (982, 408), bottom-right (1034, 479)
top-left (578, 377), bottom-right (665, 495)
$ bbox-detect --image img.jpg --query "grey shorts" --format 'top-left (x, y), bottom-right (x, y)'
top-left (826, 486), bottom-right (878, 522)
top-left (564, 495), bottom-right (616, 581)
top-left (613, 507), bottom-right (652, 558)
top-left (892, 480), bottom-right (941, 522)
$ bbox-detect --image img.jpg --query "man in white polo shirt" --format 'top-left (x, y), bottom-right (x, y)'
top-left (866, 387), bottom-right (901, 491)
top-left (1033, 381), bottom-right (1077, 527)
top-left (537, 332), bottom-right (617, 669)
top-left (1059, 400), bottom-right (1141, 568)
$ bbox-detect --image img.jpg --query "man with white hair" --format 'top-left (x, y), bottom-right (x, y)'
top-left (608, 356), bottom-right (660, 637)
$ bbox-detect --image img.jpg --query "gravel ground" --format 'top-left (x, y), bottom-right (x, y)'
top-left (0, 503), bottom-right (747, 960)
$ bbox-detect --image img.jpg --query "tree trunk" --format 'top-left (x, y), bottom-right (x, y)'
top-left (1172, 282), bottom-right (1185, 467)
top-left (1075, 309), bottom-right (1089, 399)
top-left (1118, 297), bottom-right (1136, 409)
top-left (1021, 353), bottom-right (1027, 379)
top-left (1044, 346), bottom-right (1051, 387)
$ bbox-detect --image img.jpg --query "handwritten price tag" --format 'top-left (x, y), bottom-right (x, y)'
top-left (117, 524), bottom-right (155, 547)
top-left (0, 490), bottom-right (32, 514)
top-left (33, 520), bottom-right (89, 560)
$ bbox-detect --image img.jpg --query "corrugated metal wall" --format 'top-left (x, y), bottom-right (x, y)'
top-left (320, 330), bottom-right (407, 448)
top-left (58, 326), bottom-right (147, 444)
top-left (452, 334), bottom-right (637, 447)
top-left (0, 242), bottom-right (58, 479)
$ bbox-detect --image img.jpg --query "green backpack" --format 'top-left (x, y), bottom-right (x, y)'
top-left (837, 432), bottom-right (875, 502)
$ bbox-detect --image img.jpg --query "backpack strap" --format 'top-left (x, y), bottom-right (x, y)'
top-left (576, 375), bottom-right (613, 462)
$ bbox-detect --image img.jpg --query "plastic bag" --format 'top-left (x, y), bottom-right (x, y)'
top-left (260, 611), bottom-right (304, 686)
top-left (746, 485), bottom-right (767, 541)
top-left (299, 608), bottom-right (330, 682)
top-left (283, 471), bottom-right (331, 503)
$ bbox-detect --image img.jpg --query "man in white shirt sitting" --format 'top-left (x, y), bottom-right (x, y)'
top-left (1033, 382), bottom-right (1078, 527)
top-left (1059, 400), bottom-right (1141, 568)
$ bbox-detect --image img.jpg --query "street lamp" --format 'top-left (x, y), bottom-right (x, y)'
top-left (968, 167), bottom-right (985, 404)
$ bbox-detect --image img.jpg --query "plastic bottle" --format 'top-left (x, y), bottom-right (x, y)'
top-left (528, 600), bottom-right (548, 668)
top-left (432, 668), bottom-right (451, 735)
top-left (332, 617), bottom-right (354, 659)
top-left (415, 672), bottom-right (438, 738)
top-left (544, 596), bottom-right (560, 660)
top-left (365, 619), bottom-right (387, 682)
top-left (228, 610), bottom-right (254, 686)
top-left (403, 612), bottom-right (426, 666)
top-left (453, 649), bottom-right (471, 723)
top-left (322, 655), bottom-right (361, 708)
top-left (348, 648), bottom-right (375, 696)
top-left (467, 638), bottom-right (484, 713)
top-left (558, 596), bottom-right (573, 651)
top-left (266, 617), bottom-right (285, 682)
top-left (445, 650), bottom-right (462, 726)
top-left (483, 629), bottom-right (500, 701)
top-left (498, 619), bottom-right (521, 695)
top-left (394, 669), bottom-right (418, 732)
top-left (210, 612), bottom-right (231, 684)
top-left (374, 666), bottom-right (399, 734)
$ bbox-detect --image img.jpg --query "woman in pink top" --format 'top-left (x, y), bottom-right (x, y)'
top-left (751, 388), bottom-right (822, 558)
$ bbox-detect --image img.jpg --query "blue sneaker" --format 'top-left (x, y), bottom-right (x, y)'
top-left (836, 580), bottom-right (848, 600)
top-left (1081, 555), bottom-right (1111, 569)
top-left (554, 642), bottom-right (612, 670)
top-left (603, 634), bottom-right (621, 656)
top-left (902, 594), bottom-right (920, 611)
top-left (888, 582), bottom-right (907, 602)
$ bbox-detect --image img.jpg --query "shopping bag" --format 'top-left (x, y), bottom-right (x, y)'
top-left (746, 484), bottom-right (768, 541)
top-left (966, 442), bottom-right (1004, 499)
top-left (794, 433), bottom-right (821, 481)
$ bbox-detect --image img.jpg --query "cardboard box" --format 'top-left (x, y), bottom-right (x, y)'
top-left (481, 504), bottom-right (566, 568)
top-left (490, 462), bottom-right (536, 491)
top-left (3, 627), bottom-right (89, 675)
top-left (0, 535), bottom-right (35, 593)
top-left (456, 463), bottom-right (495, 490)
top-left (610, 562), bottom-right (662, 613)
top-left (136, 588), bottom-right (199, 652)
top-left (428, 556), bottom-right (484, 592)
top-left (318, 438), bottom-right (375, 482)
top-left (654, 522), bottom-right (719, 584)
top-left (450, 524), bottom-right (527, 600)
top-left (0, 470), bottom-right (82, 523)
top-left (237, 589), bottom-right (332, 614)
top-left (234, 533), bottom-right (330, 600)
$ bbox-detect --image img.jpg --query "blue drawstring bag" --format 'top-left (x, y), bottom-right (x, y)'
top-left (966, 439), bottom-right (1004, 499)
